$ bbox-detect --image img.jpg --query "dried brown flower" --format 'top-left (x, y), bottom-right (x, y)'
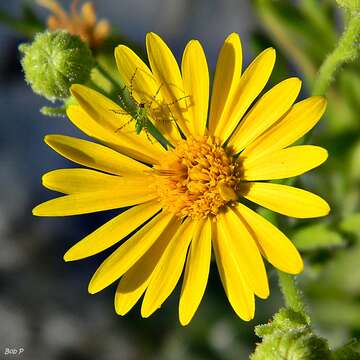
top-left (37, 0), bottom-right (110, 48)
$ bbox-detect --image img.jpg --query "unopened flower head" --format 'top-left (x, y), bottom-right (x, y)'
top-left (33, 33), bottom-right (330, 325)
top-left (37, 0), bottom-right (110, 48)
top-left (19, 30), bottom-right (94, 101)
top-left (251, 309), bottom-right (331, 360)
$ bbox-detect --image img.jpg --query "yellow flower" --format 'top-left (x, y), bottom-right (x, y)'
top-left (37, 0), bottom-right (110, 48)
top-left (33, 33), bottom-right (330, 326)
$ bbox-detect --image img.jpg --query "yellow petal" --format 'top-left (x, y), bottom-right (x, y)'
top-left (241, 182), bottom-right (330, 218)
top-left (242, 96), bottom-right (327, 160)
top-left (234, 203), bottom-right (303, 274)
top-left (88, 211), bottom-right (174, 294)
top-left (115, 45), bottom-right (160, 103)
top-left (115, 217), bottom-right (181, 315)
top-left (212, 220), bottom-right (255, 321)
top-left (45, 134), bottom-right (149, 176)
top-left (179, 218), bottom-right (211, 326)
top-left (69, 86), bottom-right (167, 163)
top-left (181, 40), bottom-right (209, 136)
top-left (71, 84), bottom-right (132, 131)
top-left (215, 48), bottom-right (276, 143)
top-left (32, 189), bottom-right (157, 217)
top-left (141, 218), bottom-right (195, 318)
top-left (114, 45), bottom-right (182, 143)
top-left (146, 32), bottom-right (190, 136)
top-left (42, 168), bottom-right (152, 194)
top-left (228, 78), bottom-right (301, 153)
top-left (64, 201), bottom-right (162, 261)
top-left (209, 33), bottom-right (242, 136)
top-left (220, 209), bottom-right (269, 299)
top-left (241, 145), bottom-right (328, 181)
top-left (67, 103), bottom-right (164, 165)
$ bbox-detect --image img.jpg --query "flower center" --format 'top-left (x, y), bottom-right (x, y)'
top-left (152, 136), bottom-right (238, 219)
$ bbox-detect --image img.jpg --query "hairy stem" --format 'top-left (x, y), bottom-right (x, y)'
top-left (312, 12), bottom-right (360, 96)
top-left (278, 271), bottom-right (308, 320)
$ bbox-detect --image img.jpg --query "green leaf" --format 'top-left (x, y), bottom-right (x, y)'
top-left (339, 69), bottom-right (360, 112)
top-left (340, 213), bottom-right (360, 237)
top-left (40, 106), bottom-right (66, 117)
top-left (321, 243), bottom-right (360, 294)
top-left (312, 299), bottom-right (360, 327)
top-left (292, 223), bottom-right (345, 251)
top-left (332, 340), bottom-right (360, 360)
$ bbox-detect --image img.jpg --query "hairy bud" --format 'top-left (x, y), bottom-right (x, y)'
top-left (19, 31), bottom-right (94, 101)
top-left (251, 309), bottom-right (332, 360)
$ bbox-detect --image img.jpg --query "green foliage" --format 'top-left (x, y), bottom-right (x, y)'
top-left (19, 31), bottom-right (94, 102)
top-left (251, 309), bottom-right (332, 360)
top-left (332, 341), bottom-right (360, 360)
top-left (292, 223), bottom-right (346, 251)
top-left (340, 213), bottom-right (360, 237)
top-left (255, 308), bottom-right (309, 336)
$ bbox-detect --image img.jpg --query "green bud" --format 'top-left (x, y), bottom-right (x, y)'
top-left (251, 331), bottom-right (332, 360)
top-left (251, 308), bottom-right (332, 360)
top-left (255, 308), bottom-right (309, 337)
top-left (336, 0), bottom-right (360, 11)
top-left (19, 31), bottom-right (94, 102)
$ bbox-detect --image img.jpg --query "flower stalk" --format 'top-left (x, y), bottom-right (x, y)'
top-left (277, 271), bottom-right (309, 320)
top-left (312, 11), bottom-right (360, 96)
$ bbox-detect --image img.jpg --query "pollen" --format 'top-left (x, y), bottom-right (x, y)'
top-left (152, 136), bottom-right (238, 219)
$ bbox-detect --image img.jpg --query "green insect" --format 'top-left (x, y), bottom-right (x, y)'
top-left (112, 68), bottom-right (190, 143)
top-left (113, 89), bottom-right (157, 141)
top-left (133, 102), bottom-right (149, 134)
top-left (111, 68), bottom-right (160, 138)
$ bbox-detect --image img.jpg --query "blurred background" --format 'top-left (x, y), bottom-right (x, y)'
top-left (0, 0), bottom-right (359, 359)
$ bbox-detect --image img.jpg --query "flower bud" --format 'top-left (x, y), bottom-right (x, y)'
top-left (251, 309), bottom-right (332, 360)
top-left (19, 31), bottom-right (94, 102)
top-left (251, 331), bottom-right (332, 360)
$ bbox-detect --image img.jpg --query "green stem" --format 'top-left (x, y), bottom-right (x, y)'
top-left (277, 271), bottom-right (308, 320)
top-left (88, 79), bottom-right (110, 98)
top-left (95, 63), bottom-right (124, 91)
top-left (95, 62), bottom-right (172, 148)
top-left (312, 12), bottom-right (360, 96)
top-left (271, 214), bottom-right (307, 316)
